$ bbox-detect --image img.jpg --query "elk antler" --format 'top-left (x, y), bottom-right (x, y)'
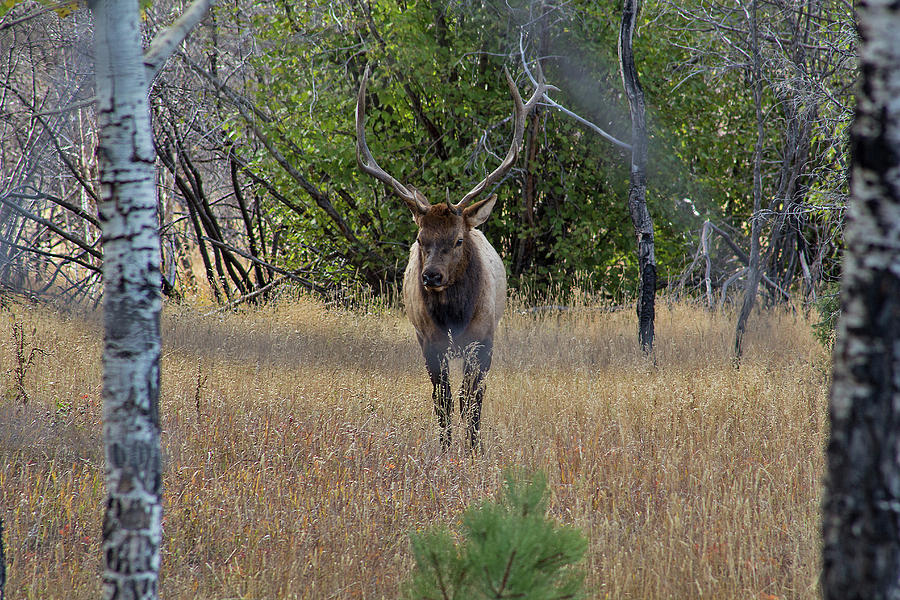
top-left (451, 67), bottom-right (549, 212)
top-left (356, 65), bottom-right (431, 215)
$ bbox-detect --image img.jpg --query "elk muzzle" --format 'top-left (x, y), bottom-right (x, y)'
top-left (422, 269), bottom-right (445, 289)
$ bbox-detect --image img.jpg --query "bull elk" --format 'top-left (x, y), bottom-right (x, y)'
top-left (356, 65), bottom-right (547, 450)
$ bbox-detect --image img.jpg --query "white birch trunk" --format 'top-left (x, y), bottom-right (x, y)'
top-left (92, 0), bottom-right (163, 597)
top-left (821, 0), bottom-right (900, 597)
top-left (90, 0), bottom-right (213, 597)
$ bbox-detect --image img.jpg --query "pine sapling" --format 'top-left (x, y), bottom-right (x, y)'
top-left (405, 469), bottom-right (587, 600)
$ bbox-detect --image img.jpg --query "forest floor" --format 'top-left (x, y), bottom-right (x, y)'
top-left (0, 290), bottom-right (828, 599)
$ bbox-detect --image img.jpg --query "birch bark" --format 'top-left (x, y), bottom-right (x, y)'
top-left (90, 0), bottom-right (213, 597)
top-left (821, 0), bottom-right (900, 597)
top-left (92, 0), bottom-right (163, 597)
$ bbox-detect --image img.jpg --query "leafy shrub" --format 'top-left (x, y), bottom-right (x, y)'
top-left (812, 280), bottom-right (841, 349)
top-left (404, 469), bottom-right (587, 600)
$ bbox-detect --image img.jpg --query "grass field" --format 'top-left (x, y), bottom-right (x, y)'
top-left (0, 291), bottom-right (828, 599)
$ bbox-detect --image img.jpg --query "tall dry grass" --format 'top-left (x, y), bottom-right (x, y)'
top-left (0, 291), bottom-right (828, 599)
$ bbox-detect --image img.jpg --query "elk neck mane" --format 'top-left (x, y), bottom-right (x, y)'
top-left (421, 236), bottom-right (484, 336)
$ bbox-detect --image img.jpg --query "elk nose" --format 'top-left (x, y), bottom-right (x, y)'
top-left (422, 270), bottom-right (443, 288)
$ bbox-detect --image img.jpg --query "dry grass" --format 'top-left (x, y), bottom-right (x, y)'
top-left (0, 292), bottom-right (828, 599)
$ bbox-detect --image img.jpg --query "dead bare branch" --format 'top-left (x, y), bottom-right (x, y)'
top-left (518, 33), bottom-right (632, 151)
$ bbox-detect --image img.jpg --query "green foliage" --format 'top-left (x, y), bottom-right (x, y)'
top-left (227, 0), bottom-right (851, 299)
top-left (813, 280), bottom-right (841, 349)
top-left (404, 469), bottom-right (587, 600)
top-left (236, 0), bottom-right (674, 298)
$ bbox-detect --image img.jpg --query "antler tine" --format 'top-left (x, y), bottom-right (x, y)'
top-left (356, 65), bottom-right (429, 213)
top-left (452, 67), bottom-right (548, 212)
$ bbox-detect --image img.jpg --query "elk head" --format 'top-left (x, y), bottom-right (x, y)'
top-left (356, 65), bottom-right (547, 291)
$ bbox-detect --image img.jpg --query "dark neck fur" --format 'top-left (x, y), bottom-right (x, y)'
top-left (423, 240), bottom-right (483, 337)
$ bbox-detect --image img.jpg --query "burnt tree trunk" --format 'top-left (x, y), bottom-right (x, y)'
top-left (619, 0), bottom-right (656, 352)
top-left (821, 0), bottom-right (900, 597)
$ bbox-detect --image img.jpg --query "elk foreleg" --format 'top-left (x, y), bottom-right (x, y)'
top-left (460, 341), bottom-right (492, 451)
top-left (424, 345), bottom-right (453, 450)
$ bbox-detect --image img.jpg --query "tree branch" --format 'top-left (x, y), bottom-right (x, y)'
top-left (201, 236), bottom-right (330, 295)
top-left (144, 0), bottom-right (217, 82)
top-left (0, 233), bottom-right (99, 272)
top-left (519, 33), bottom-right (632, 151)
top-left (10, 190), bottom-right (101, 229)
top-left (0, 194), bottom-right (102, 260)
top-left (201, 274), bottom-right (288, 316)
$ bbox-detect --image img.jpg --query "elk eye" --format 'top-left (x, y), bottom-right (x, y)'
top-left (455, 238), bottom-right (463, 248)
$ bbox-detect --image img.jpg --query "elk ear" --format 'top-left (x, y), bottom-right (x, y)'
top-left (463, 194), bottom-right (497, 228)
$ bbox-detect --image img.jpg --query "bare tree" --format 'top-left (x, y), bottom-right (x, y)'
top-left (619, 0), bottom-right (656, 352)
top-left (90, 0), bottom-right (212, 598)
top-left (0, 8), bottom-right (102, 301)
top-left (821, 0), bottom-right (900, 597)
top-left (518, 11), bottom-right (652, 349)
top-left (665, 0), bottom-right (855, 314)
top-left (733, 0), bottom-right (765, 362)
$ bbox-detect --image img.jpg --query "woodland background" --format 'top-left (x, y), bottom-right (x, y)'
top-left (0, 0), bottom-right (866, 597)
top-left (0, 0), bottom-right (854, 310)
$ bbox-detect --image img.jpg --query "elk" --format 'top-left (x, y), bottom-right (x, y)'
top-left (356, 65), bottom-right (546, 450)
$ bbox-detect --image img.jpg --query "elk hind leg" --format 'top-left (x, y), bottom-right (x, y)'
top-left (460, 341), bottom-right (492, 451)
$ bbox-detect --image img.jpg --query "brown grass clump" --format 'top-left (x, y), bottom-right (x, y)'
top-left (0, 292), bottom-right (827, 599)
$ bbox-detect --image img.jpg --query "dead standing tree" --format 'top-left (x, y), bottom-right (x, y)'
top-left (733, 0), bottom-right (766, 362)
top-left (665, 0), bottom-right (855, 322)
top-left (619, 0), bottom-right (656, 352)
top-left (518, 7), bottom-right (655, 352)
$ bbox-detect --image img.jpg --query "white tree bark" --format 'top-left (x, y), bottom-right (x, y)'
top-left (90, 0), bottom-right (213, 597)
top-left (821, 0), bottom-right (900, 597)
top-left (93, 0), bottom-right (163, 597)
